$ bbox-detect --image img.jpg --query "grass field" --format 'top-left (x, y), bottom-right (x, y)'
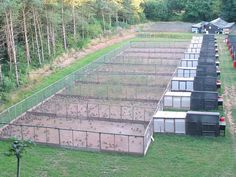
top-left (0, 134), bottom-right (235, 177)
top-left (0, 34), bottom-right (236, 177)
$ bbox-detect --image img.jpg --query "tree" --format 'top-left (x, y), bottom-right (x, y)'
top-left (2, 1), bottom-right (20, 86)
top-left (221, 0), bottom-right (236, 22)
top-left (183, 0), bottom-right (212, 22)
top-left (143, 0), bottom-right (170, 21)
top-left (166, 0), bottom-right (186, 16)
top-left (0, 0), bottom-right (145, 100)
top-left (5, 140), bottom-right (34, 177)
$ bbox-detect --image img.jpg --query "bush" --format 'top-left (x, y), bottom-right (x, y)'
top-left (1, 76), bottom-right (16, 92)
top-left (77, 38), bottom-right (90, 49)
top-left (87, 23), bottom-right (103, 38)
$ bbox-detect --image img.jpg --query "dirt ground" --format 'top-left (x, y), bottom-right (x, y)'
top-left (223, 86), bottom-right (236, 134)
top-left (29, 28), bottom-right (137, 80)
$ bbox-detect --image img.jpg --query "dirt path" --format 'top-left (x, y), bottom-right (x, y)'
top-left (223, 86), bottom-right (236, 134)
top-left (218, 38), bottom-right (236, 159)
top-left (29, 28), bottom-right (137, 81)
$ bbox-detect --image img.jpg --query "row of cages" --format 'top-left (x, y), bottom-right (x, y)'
top-left (153, 35), bottom-right (224, 136)
top-left (62, 83), bottom-right (163, 102)
top-left (166, 35), bottom-right (221, 111)
top-left (153, 35), bottom-right (203, 111)
top-left (0, 38), bottom-right (190, 155)
top-left (171, 76), bottom-right (220, 92)
top-left (0, 43), bottom-right (130, 124)
top-left (180, 59), bottom-right (220, 68)
top-left (1, 35), bottom-right (197, 155)
top-left (76, 73), bottom-right (171, 87)
top-left (0, 119), bottom-right (154, 155)
top-left (162, 92), bottom-right (221, 111)
top-left (15, 94), bottom-right (157, 123)
top-left (153, 111), bottom-right (221, 136)
top-left (0, 39), bottom-right (184, 124)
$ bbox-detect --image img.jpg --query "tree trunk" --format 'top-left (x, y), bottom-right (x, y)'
top-left (31, 34), bottom-right (35, 55)
top-left (51, 23), bottom-right (56, 56)
top-left (5, 27), bottom-right (13, 72)
top-left (116, 11), bottom-right (118, 26)
top-left (9, 10), bottom-right (20, 87)
top-left (72, 5), bottom-right (76, 39)
top-left (61, 0), bottom-right (67, 50)
top-left (35, 12), bottom-right (45, 62)
top-left (22, 5), bottom-right (31, 68)
top-left (102, 9), bottom-right (106, 32)
top-left (32, 8), bottom-right (42, 65)
top-left (81, 14), bottom-right (85, 39)
top-left (5, 10), bottom-right (20, 87)
top-left (109, 13), bottom-right (112, 28)
top-left (0, 64), bottom-right (2, 83)
top-left (17, 157), bottom-right (20, 177)
top-left (46, 9), bottom-right (51, 56)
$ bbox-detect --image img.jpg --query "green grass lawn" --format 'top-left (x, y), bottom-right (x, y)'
top-left (0, 34), bottom-right (236, 177)
top-left (0, 134), bottom-right (235, 177)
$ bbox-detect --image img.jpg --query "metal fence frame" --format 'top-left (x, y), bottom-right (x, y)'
top-left (0, 38), bottom-right (191, 155)
top-left (0, 43), bottom-right (130, 124)
top-left (0, 122), bottom-right (151, 155)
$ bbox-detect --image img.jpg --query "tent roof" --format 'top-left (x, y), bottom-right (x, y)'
top-left (192, 21), bottom-right (208, 28)
top-left (210, 18), bottom-right (235, 29)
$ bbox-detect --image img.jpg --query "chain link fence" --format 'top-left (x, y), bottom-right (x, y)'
top-left (0, 43), bottom-right (130, 125)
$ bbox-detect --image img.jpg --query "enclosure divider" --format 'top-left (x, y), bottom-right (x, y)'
top-left (128, 135), bottom-right (130, 153)
top-left (86, 131), bottom-right (88, 148)
top-left (114, 134), bottom-right (115, 151)
top-left (72, 130), bottom-right (74, 147)
top-left (46, 127), bottom-right (48, 144)
top-left (33, 126), bottom-right (36, 141)
top-left (99, 132), bottom-right (101, 151)
top-left (20, 125), bottom-right (23, 140)
top-left (58, 129), bottom-right (61, 146)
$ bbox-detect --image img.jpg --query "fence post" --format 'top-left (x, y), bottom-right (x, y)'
top-left (106, 85), bottom-right (109, 99)
top-left (144, 109), bottom-right (146, 122)
top-left (76, 104), bottom-right (79, 119)
top-left (109, 105), bottom-right (111, 119)
top-left (72, 130), bottom-right (74, 147)
top-left (97, 104), bottom-right (100, 118)
top-left (46, 127), bottom-right (48, 144)
top-left (58, 129), bottom-right (61, 146)
top-left (99, 132), bottom-right (101, 151)
top-left (20, 125), bottom-right (23, 140)
top-left (86, 102), bottom-right (89, 118)
top-left (114, 134), bottom-right (116, 151)
top-left (128, 135), bottom-right (130, 153)
top-left (33, 126), bottom-right (36, 142)
top-left (143, 136), bottom-right (145, 155)
top-left (132, 107), bottom-right (134, 121)
top-left (86, 131), bottom-right (88, 148)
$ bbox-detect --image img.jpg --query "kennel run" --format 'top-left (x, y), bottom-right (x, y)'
top-left (0, 38), bottom-right (190, 155)
top-left (153, 35), bottom-right (225, 137)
